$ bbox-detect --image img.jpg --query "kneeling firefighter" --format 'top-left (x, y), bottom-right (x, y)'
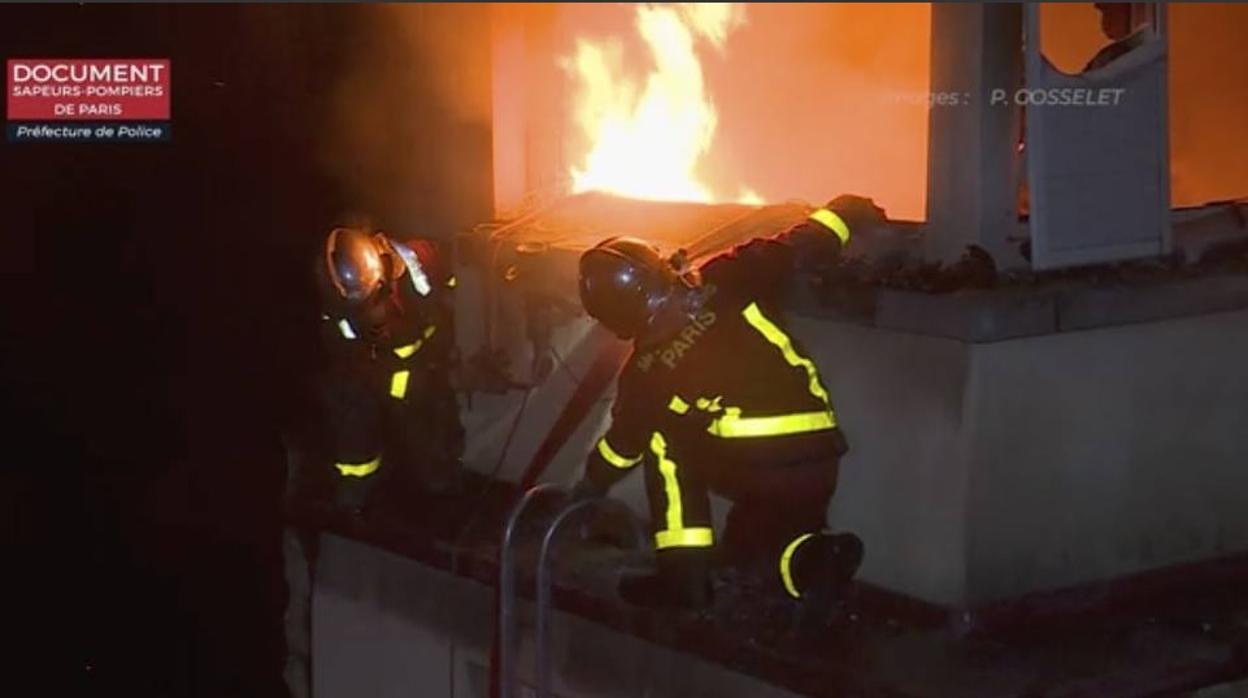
top-left (571, 196), bottom-right (884, 613)
top-left (316, 225), bottom-right (464, 513)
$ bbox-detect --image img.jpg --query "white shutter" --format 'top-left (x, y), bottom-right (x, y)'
top-left (1024, 4), bottom-right (1171, 270)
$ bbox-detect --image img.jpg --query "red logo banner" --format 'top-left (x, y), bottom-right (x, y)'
top-left (7, 58), bottom-right (170, 120)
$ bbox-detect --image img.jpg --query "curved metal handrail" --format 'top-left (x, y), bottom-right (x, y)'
top-left (535, 497), bottom-right (648, 698)
top-left (499, 483), bottom-right (565, 698)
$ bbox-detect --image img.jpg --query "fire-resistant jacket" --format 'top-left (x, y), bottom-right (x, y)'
top-left (584, 209), bottom-right (852, 548)
top-left (318, 237), bottom-right (456, 477)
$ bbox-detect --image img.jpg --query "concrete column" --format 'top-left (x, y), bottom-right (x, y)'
top-left (491, 5), bottom-right (528, 220)
top-left (924, 3), bottom-right (1023, 268)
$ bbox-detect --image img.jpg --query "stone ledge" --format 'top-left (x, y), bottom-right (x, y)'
top-left (790, 272), bottom-right (1248, 343)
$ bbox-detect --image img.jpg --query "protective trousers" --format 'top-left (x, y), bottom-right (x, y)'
top-left (641, 434), bottom-right (846, 604)
top-left (319, 358), bottom-right (464, 512)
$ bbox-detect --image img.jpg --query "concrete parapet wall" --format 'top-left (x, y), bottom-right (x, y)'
top-left (311, 534), bottom-right (801, 698)
top-left (805, 308), bottom-right (1248, 606)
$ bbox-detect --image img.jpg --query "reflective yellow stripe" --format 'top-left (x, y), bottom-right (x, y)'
top-left (670, 389), bottom-right (833, 436)
top-left (446, 275), bottom-right (457, 288)
top-left (709, 409), bottom-right (835, 438)
top-left (596, 437), bottom-right (642, 469)
top-left (337, 318), bottom-right (357, 340)
top-left (390, 370), bottom-right (410, 399)
top-left (648, 432), bottom-right (718, 551)
top-left (780, 533), bottom-right (816, 599)
top-left (392, 326), bottom-right (434, 359)
top-left (652, 433), bottom-right (682, 534)
top-left (809, 207), bottom-right (851, 245)
top-left (695, 396), bottom-right (722, 412)
top-left (668, 395), bottom-right (724, 416)
top-left (655, 527), bottom-right (714, 550)
top-left (742, 302), bottom-right (830, 406)
top-left (335, 456), bottom-right (381, 478)
top-left (650, 432), bottom-right (713, 550)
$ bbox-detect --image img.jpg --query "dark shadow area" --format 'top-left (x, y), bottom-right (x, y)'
top-left (1, 3), bottom-right (491, 692)
top-left (0, 5), bottom-right (384, 695)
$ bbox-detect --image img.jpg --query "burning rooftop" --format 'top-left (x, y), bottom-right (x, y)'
top-left (295, 4), bottom-right (1248, 697)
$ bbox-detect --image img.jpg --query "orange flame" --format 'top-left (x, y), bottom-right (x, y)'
top-left (562, 3), bottom-right (759, 204)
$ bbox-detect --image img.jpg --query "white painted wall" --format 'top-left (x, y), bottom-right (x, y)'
top-left (803, 308), bottom-right (1248, 606)
top-left (963, 308), bottom-right (1248, 602)
top-left (312, 534), bottom-right (803, 698)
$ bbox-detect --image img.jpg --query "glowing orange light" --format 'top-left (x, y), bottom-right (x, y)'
top-left (562, 3), bottom-right (760, 204)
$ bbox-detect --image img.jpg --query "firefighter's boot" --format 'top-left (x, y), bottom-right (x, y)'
top-left (790, 532), bottom-right (864, 635)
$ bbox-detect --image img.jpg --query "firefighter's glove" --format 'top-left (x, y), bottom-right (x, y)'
top-left (797, 194), bottom-right (880, 273)
top-left (825, 194), bottom-right (886, 238)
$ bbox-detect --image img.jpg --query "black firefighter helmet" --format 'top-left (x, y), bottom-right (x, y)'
top-left (578, 237), bottom-right (690, 341)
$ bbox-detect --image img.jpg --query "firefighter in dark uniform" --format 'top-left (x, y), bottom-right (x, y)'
top-left (572, 196), bottom-right (882, 613)
top-left (1085, 3), bottom-right (1148, 72)
top-left (316, 225), bottom-right (464, 513)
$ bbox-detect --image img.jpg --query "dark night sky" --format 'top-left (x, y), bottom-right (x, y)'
top-left (0, 5), bottom-right (475, 694)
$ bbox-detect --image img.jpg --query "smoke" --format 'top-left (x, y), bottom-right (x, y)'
top-left (320, 4), bottom-right (493, 239)
top-left (697, 3), bottom-right (933, 219)
top-left (1167, 3), bottom-right (1248, 205)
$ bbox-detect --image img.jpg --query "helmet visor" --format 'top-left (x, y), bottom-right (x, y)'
top-left (327, 227), bottom-right (385, 302)
top-left (579, 248), bottom-right (667, 340)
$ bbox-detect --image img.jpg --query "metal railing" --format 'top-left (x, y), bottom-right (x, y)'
top-left (499, 484), bottom-right (647, 698)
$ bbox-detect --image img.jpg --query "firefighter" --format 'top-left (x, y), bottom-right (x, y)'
top-left (1085, 3), bottom-right (1148, 72)
top-left (571, 196), bottom-right (883, 615)
top-left (316, 225), bottom-right (464, 514)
